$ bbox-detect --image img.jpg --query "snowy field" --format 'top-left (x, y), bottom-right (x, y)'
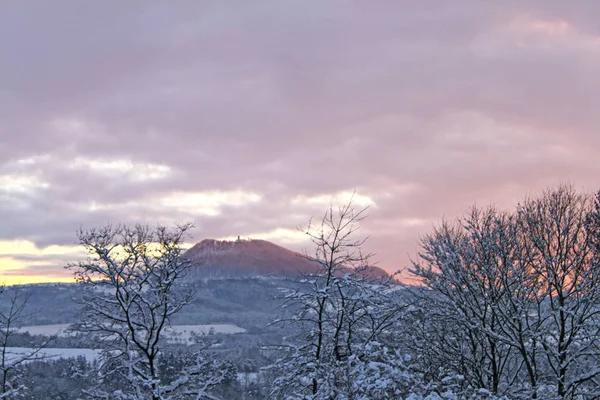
top-left (17, 324), bottom-right (76, 337)
top-left (17, 323), bottom-right (246, 343)
top-left (6, 323), bottom-right (247, 363)
top-left (4, 347), bottom-right (100, 363)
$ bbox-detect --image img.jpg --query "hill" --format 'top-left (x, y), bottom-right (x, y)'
top-left (183, 238), bottom-right (388, 279)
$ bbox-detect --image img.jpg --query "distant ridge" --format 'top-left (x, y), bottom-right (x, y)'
top-left (183, 238), bottom-right (388, 279)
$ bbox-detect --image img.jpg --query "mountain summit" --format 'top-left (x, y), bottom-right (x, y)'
top-left (183, 238), bottom-right (388, 279)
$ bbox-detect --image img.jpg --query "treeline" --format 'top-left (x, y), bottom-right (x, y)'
top-left (408, 185), bottom-right (600, 399)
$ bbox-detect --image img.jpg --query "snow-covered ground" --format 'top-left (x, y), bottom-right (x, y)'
top-left (165, 324), bottom-right (246, 344)
top-left (17, 324), bottom-right (76, 337)
top-left (3, 347), bottom-right (101, 363)
top-left (6, 323), bottom-right (247, 363)
top-left (17, 323), bottom-right (247, 343)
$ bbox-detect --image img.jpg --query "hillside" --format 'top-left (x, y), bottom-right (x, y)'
top-left (183, 238), bottom-right (389, 279)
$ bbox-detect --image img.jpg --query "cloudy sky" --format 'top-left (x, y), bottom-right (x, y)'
top-left (1, 1), bottom-right (600, 283)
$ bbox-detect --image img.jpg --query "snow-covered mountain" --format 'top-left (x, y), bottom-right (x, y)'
top-left (183, 238), bottom-right (389, 279)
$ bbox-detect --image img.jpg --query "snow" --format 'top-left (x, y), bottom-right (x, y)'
top-left (18, 323), bottom-right (247, 342)
top-left (17, 324), bottom-right (74, 337)
top-left (7, 325), bottom-right (245, 363)
top-left (236, 372), bottom-right (259, 383)
top-left (3, 347), bottom-right (100, 363)
top-left (165, 324), bottom-right (246, 343)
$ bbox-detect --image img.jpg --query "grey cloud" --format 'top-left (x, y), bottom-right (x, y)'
top-left (1, 1), bottom-right (600, 274)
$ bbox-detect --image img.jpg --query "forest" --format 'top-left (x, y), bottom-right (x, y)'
top-left (0, 184), bottom-right (599, 400)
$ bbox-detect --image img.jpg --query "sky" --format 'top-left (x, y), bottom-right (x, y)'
top-left (1, 1), bottom-right (600, 284)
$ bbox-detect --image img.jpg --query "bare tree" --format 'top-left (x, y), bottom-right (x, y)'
top-left (411, 208), bottom-right (518, 396)
top-left (411, 185), bottom-right (600, 399)
top-left (517, 185), bottom-right (600, 398)
top-left (0, 286), bottom-right (54, 398)
top-left (68, 223), bottom-right (226, 400)
top-left (270, 201), bottom-right (407, 399)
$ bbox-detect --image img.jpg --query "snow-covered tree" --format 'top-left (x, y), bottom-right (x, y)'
top-left (68, 223), bottom-right (227, 400)
top-left (0, 286), bottom-right (54, 398)
top-left (411, 208), bottom-right (518, 396)
top-left (411, 185), bottom-right (600, 399)
top-left (517, 185), bottom-right (600, 398)
top-left (269, 201), bottom-right (409, 399)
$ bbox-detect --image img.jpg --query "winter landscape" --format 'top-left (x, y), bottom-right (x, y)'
top-left (1, 186), bottom-right (600, 399)
top-left (4, 1), bottom-right (600, 399)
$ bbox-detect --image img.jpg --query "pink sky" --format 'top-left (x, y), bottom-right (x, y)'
top-left (1, 1), bottom-right (600, 283)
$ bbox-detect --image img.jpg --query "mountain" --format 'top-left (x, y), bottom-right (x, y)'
top-left (183, 238), bottom-right (389, 279)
